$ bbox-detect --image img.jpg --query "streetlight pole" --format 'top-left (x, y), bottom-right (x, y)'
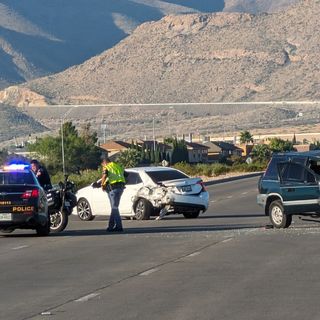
top-left (61, 107), bottom-right (77, 176)
top-left (61, 119), bottom-right (65, 176)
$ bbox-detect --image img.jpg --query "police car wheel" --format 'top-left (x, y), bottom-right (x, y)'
top-left (77, 198), bottom-right (94, 221)
top-left (269, 200), bottom-right (292, 229)
top-left (50, 209), bottom-right (68, 233)
top-left (36, 221), bottom-right (50, 236)
top-left (0, 228), bottom-right (14, 233)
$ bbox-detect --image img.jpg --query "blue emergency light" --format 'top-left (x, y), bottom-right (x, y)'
top-left (3, 164), bottom-right (30, 171)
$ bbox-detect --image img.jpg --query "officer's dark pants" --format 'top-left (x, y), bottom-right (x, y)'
top-left (107, 187), bottom-right (124, 230)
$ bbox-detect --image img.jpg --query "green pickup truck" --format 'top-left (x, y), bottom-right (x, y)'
top-left (257, 151), bottom-right (320, 228)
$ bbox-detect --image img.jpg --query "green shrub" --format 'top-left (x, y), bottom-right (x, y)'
top-left (231, 161), bottom-right (267, 173)
top-left (212, 164), bottom-right (230, 176)
top-left (193, 164), bottom-right (212, 177)
top-left (51, 170), bottom-right (101, 191)
top-left (173, 162), bottom-right (198, 176)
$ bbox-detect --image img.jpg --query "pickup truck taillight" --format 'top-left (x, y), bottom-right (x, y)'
top-left (197, 181), bottom-right (206, 191)
top-left (21, 189), bottom-right (39, 199)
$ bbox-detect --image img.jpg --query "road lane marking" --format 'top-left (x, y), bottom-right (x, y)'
top-left (246, 228), bottom-right (260, 233)
top-left (226, 196), bottom-right (233, 199)
top-left (242, 192), bottom-right (248, 195)
top-left (221, 238), bottom-right (233, 243)
top-left (186, 251), bottom-right (201, 258)
top-left (139, 268), bottom-right (159, 276)
top-left (12, 245), bottom-right (29, 250)
top-left (75, 293), bottom-right (100, 302)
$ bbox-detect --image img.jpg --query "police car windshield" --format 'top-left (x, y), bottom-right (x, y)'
top-left (0, 172), bottom-right (36, 185)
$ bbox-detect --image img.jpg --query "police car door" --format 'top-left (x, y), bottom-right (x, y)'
top-left (278, 162), bottom-right (320, 214)
top-left (119, 172), bottom-right (143, 214)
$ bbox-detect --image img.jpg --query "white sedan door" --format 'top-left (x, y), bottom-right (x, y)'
top-left (90, 180), bottom-right (111, 216)
top-left (119, 172), bottom-right (144, 215)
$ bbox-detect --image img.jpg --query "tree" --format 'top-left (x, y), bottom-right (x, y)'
top-left (163, 137), bottom-right (175, 145)
top-left (268, 138), bottom-right (295, 153)
top-left (0, 149), bottom-right (9, 163)
top-left (310, 141), bottom-right (320, 150)
top-left (154, 148), bottom-right (160, 164)
top-left (292, 133), bottom-right (297, 145)
top-left (150, 149), bottom-right (155, 163)
top-left (171, 138), bottom-right (188, 164)
top-left (117, 149), bottom-right (141, 168)
top-left (240, 131), bottom-right (254, 144)
top-left (139, 147), bottom-right (146, 163)
top-left (80, 123), bottom-right (98, 145)
top-left (251, 144), bottom-right (271, 161)
top-left (28, 121), bottom-right (101, 174)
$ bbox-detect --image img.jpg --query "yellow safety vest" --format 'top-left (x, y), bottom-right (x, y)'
top-left (102, 162), bottom-right (125, 185)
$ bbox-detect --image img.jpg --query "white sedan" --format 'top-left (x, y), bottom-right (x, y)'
top-left (74, 167), bottom-right (209, 220)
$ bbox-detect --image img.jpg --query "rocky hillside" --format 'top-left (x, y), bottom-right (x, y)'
top-left (0, 0), bottom-right (299, 90)
top-left (0, 104), bottom-right (47, 142)
top-left (0, 0), bottom-right (225, 89)
top-left (1, 0), bottom-right (318, 106)
top-left (224, 0), bottom-right (300, 13)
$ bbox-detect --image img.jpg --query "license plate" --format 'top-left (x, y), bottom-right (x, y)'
top-left (181, 185), bottom-right (192, 192)
top-left (0, 213), bottom-right (12, 221)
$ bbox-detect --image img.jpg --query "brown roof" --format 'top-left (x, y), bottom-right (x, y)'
top-left (185, 142), bottom-right (209, 150)
top-left (100, 140), bottom-right (131, 152)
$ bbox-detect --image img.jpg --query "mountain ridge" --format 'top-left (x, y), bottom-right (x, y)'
top-left (0, 103), bottom-right (47, 142)
top-left (0, 0), bottom-right (318, 106)
top-left (0, 0), bottom-right (299, 89)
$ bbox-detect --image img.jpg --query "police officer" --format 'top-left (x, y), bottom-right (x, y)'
top-left (30, 159), bottom-right (52, 191)
top-left (101, 157), bottom-right (126, 232)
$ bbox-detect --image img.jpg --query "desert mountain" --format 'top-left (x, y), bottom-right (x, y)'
top-left (0, 0), bottom-right (300, 90)
top-left (0, 0), bottom-right (226, 89)
top-left (1, 0), bottom-right (318, 106)
top-left (224, 0), bottom-right (300, 13)
top-left (0, 103), bottom-right (46, 142)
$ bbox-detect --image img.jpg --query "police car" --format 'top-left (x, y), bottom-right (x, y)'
top-left (0, 164), bottom-right (50, 236)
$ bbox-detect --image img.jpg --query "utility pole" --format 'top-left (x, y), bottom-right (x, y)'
top-left (153, 117), bottom-right (156, 151)
top-left (101, 122), bottom-right (107, 144)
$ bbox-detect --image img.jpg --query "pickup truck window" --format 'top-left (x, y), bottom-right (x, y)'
top-left (279, 162), bottom-right (316, 184)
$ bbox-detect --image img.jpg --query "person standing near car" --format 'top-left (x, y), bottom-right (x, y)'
top-left (101, 157), bottom-right (126, 232)
top-left (30, 159), bottom-right (52, 191)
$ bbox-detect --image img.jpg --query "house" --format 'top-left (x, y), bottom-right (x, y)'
top-left (99, 140), bottom-right (131, 159)
top-left (202, 141), bottom-right (243, 162)
top-left (139, 141), bottom-right (172, 152)
top-left (294, 144), bottom-right (311, 152)
top-left (185, 142), bottom-right (209, 163)
top-left (237, 144), bottom-right (254, 157)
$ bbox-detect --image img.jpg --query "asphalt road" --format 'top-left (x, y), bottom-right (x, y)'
top-left (1, 176), bottom-right (320, 320)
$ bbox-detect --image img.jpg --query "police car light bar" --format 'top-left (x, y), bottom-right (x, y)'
top-left (3, 164), bottom-right (30, 171)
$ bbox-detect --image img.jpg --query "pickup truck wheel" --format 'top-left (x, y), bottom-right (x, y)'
top-left (134, 199), bottom-right (152, 220)
top-left (269, 200), bottom-right (292, 228)
top-left (183, 211), bottom-right (200, 219)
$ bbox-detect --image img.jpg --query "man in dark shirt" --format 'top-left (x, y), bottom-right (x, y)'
top-left (30, 159), bottom-right (52, 191)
